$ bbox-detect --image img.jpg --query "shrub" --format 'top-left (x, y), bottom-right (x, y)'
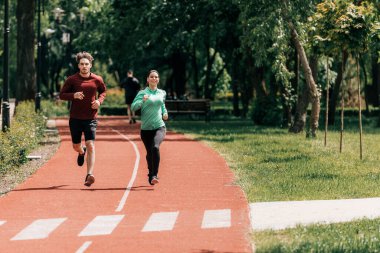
top-left (0, 101), bottom-right (46, 175)
top-left (252, 96), bottom-right (283, 126)
top-left (101, 88), bottom-right (124, 107)
top-left (41, 99), bottom-right (69, 118)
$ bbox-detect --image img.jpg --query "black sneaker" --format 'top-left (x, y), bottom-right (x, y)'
top-left (151, 176), bottom-right (159, 185)
top-left (77, 147), bottom-right (86, 166)
top-left (84, 174), bottom-right (95, 187)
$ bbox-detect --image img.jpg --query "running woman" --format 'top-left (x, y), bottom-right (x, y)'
top-left (131, 69), bottom-right (168, 185)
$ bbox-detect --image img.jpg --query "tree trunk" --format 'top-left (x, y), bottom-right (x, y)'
top-left (328, 51), bottom-right (348, 125)
top-left (289, 81), bottom-right (309, 133)
top-left (171, 50), bottom-right (186, 99)
top-left (288, 40), bottom-right (318, 134)
top-left (231, 54), bottom-right (240, 116)
top-left (288, 22), bottom-right (320, 137)
top-left (204, 46), bottom-right (217, 99)
top-left (360, 58), bottom-right (369, 114)
top-left (280, 0), bottom-right (320, 136)
top-left (239, 54), bottom-right (254, 119)
top-left (191, 42), bottom-right (200, 98)
top-left (16, 0), bottom-right (36, 101)
top-left (373, 57), bottom-right (380, 125)
top-left (291, 47), bottom-right (299, 111)
top-left (373, 57), bottom-right (380, 106)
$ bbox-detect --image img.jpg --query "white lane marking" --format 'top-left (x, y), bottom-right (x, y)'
top-left (250, 197), bottom-right (380, 231)
top-left (0, 220), bottom-right (6, 226)
top-left (78, 215), bottom-right (124, 236)
top-left (11, 218), bottom-right (67, 240)
top-left (201, 209), bottom-right (231, 229)
top-left (76, 241), bottom-right (92, 253)
top-left (112, 129), bottom-right (140, 212)
top-left (142, 212), bottom-right (179, 232)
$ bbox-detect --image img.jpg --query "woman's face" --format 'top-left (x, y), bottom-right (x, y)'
top-left (147, 71), bottom-right (159, 86)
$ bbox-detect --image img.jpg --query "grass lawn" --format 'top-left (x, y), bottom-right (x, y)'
top-left (167, 117), bottom-right (380, 252)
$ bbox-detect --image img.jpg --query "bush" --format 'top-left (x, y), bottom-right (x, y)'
top-left (101, 88), bottom-right (125, 107)
top-left (100, 105), bottom-right (127, 115)
top-left (0, 101), bottom-right (46, 175)
top-left (41, 99), bottom-right (69, 117)
top-left (252, 96), bottom-right (283, 126)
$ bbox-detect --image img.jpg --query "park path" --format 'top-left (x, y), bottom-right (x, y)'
top-left (0, 116), bottom-right (252, 253)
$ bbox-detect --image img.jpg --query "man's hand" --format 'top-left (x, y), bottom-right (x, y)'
top-left (91, 100), bottom-right (100, 109)
top-left (74, 92), bottom-right (85, 100)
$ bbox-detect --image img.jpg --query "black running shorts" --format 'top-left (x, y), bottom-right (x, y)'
top-left (69, 118), bottom-right (98, 144)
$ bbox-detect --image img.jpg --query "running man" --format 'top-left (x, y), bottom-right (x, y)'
top-left (59, 51), bottom-right (106, 187)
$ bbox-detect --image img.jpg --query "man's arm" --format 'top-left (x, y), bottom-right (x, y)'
top-left (59, 78), bottom-right (75, 101)
top-left (97, 78), bottom-right (107, 104)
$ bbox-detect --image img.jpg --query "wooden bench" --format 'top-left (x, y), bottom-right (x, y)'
top-left (165, 99), bottom-right (211, 122)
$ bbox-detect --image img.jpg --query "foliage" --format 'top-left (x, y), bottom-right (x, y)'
top-left (101, 88), bottom-right (124, 107)
top-left (0, 0), bottom-right (19, 97)
top-left (309, 0), bottom-right (378, 56)
top-left (252, 96), bottom-right (283, 126)
top-left (41, 99), bottom-right (69, 118)
top-left (238, 0), bottom-right (318, 123)
top-left (0, 101), bottom-right (46, 175)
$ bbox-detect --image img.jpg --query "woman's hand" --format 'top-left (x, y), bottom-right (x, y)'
top-left (143, 94), bottom-right (149, 102)
top-left (162, 113), bottom-right (168, 121)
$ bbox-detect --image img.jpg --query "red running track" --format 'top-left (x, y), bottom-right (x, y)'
top-left (0, 116), bottom-right (252, 253)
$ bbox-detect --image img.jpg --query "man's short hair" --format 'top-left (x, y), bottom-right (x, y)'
top-left (76, 51), bottom-right (94, 63)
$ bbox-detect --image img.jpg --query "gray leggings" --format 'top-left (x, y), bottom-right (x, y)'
top-left (140, 127), bottom-right (166, 177)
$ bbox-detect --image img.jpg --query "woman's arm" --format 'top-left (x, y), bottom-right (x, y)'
top-left (131, 91), bottom-right (145, 111)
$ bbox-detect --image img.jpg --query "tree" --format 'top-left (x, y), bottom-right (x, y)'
top-left (239, 0), bottom-right (321, 135)
top-left (310, 0), bottom-right (378, 157)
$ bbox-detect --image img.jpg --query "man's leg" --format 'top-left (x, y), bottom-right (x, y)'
top-left (69, 119), bottom-right (86, 166)
top-left (85, 140), bottom-right (95, 175)
top-left (131, 108), bottom-right (136, 123)
top-left (73, 143), bottom-right (85, 154)
top-left (83, 120), bottom-right (97, 186)
top-left (127, 104), bottom-right (132, 123)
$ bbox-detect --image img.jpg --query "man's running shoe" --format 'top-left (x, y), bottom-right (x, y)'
top-left (77, 147), bottom-right (86, 166)
top-left (84, 174), bottom-right (95, 187)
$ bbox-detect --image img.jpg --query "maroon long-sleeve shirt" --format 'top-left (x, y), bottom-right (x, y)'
top-left (59, 72), bottom-right (106, 120)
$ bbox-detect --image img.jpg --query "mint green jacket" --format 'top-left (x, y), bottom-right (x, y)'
top-left (131, 87), bottom-right (168, 130)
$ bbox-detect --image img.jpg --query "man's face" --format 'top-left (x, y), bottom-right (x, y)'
top-left (78, 58), bottom-right (92, 75)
